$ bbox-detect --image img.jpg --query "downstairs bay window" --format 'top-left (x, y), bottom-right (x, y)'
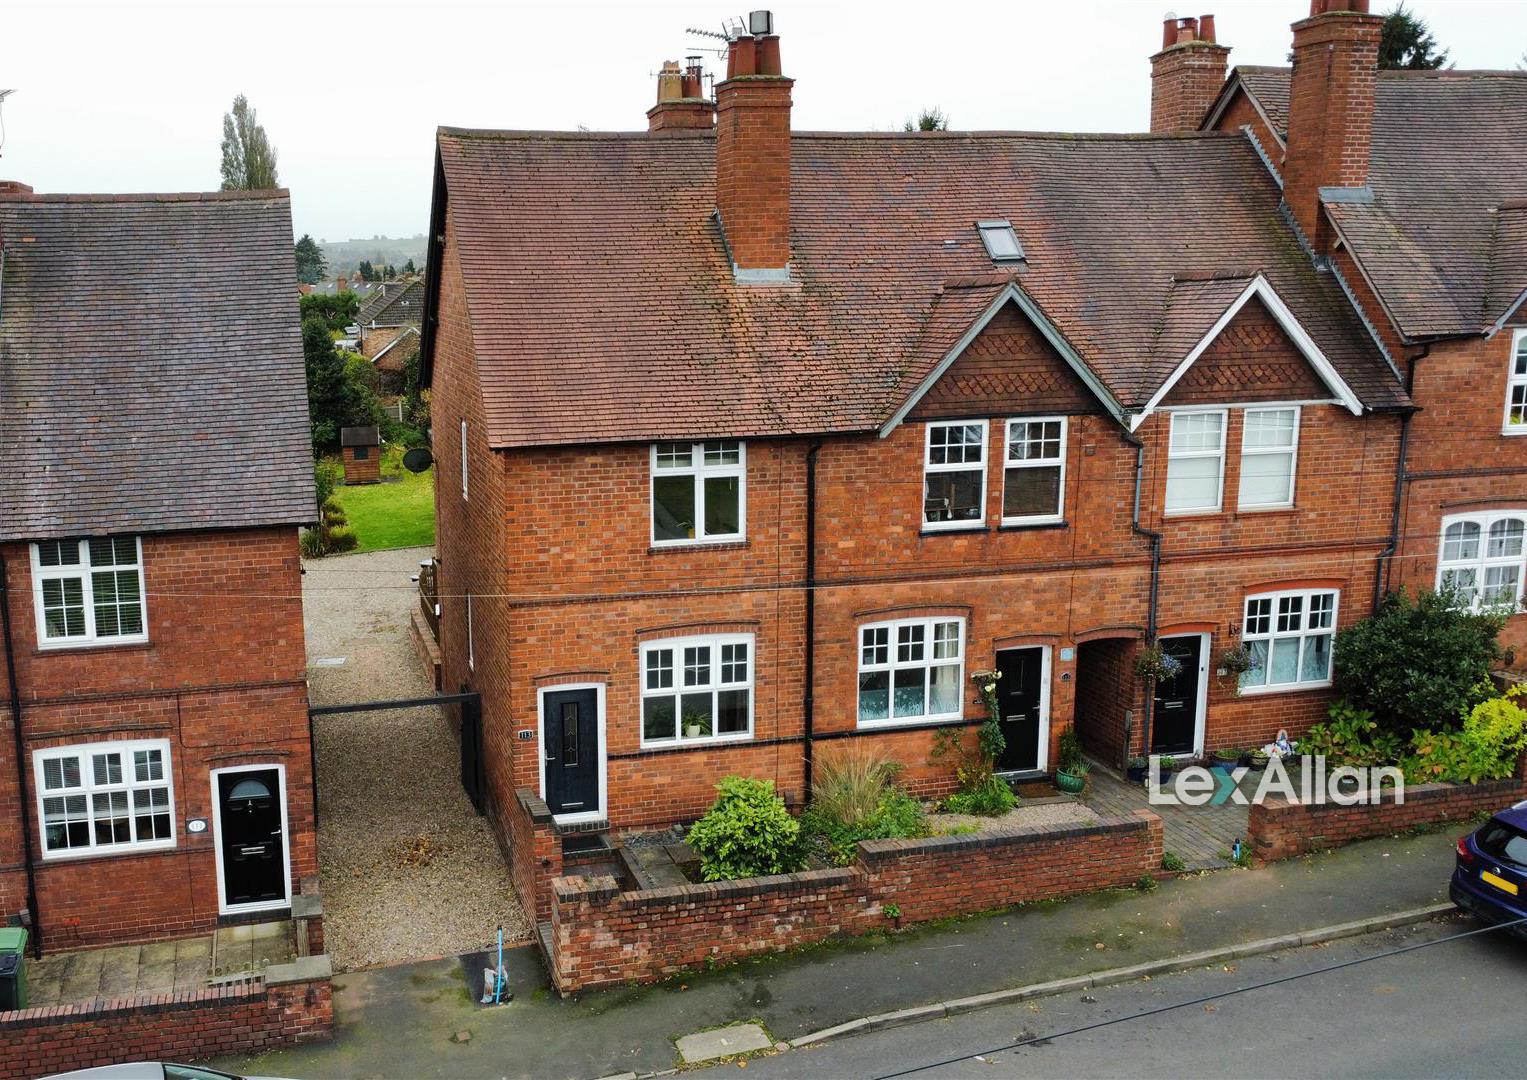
top-left (34, 739), bottom-right (175, 857)
top-left (858, 617), bottom-right (965, 725)
top-left (640, 634), bottom-right (753, 745)
top-left (1239, 589), bottom-right (1337, 692)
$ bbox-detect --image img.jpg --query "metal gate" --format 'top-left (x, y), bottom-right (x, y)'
top-left (306, 691), bottom-right (485, 824)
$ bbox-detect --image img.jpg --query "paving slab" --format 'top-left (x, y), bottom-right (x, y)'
top-left (677, 1023), bottom-right (773, 1064)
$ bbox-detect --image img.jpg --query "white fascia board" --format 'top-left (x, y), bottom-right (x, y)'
top-left (880, 284), bottom-right (1126, 438)
top-left (1129, 275), bottom-right (1364, 432)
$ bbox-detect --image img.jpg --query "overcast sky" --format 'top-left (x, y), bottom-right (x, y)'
top-left (4, 0), bottom-right (1524, 242)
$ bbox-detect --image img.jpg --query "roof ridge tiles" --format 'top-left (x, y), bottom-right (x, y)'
top-left (7, 189), bottom-right (292, 204)
top-left (439, 125), bottom-right (1241, 144)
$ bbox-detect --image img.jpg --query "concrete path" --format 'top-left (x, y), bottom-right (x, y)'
top-left (212, 827), bottom-right (1465, 1080)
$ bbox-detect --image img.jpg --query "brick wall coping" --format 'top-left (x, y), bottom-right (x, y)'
top-left (517, 788), bottom-right (554, 823)
top-left (1255, 778), bottom-right (1524, 814)
top-left (857, 813), bottom-right (1149, 864)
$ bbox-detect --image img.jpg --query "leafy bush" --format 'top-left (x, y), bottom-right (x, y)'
top-left (1057, 729), bottom-right (1085, 773)
top-left (325, 526), bottom-right (358, 554)
top-left (1299, 700), bottom-right (1404, 767)
top-left (313, 459), bottom-right (343, 513)
top-left (798, 747), bottom-right (928, 865)
top-left (1462, 684), bottom-right (1527, 765)
top-left (1401, 728), bottom-right (1499, 785)
top-left (686, 776), bottom-right (804, 881)
top-left (1333, 589), bottom-right (1503, 736)
top-left (299, 528), bottom-right (327, 559)
top-left (942, 773), bottom-right (1017, 816)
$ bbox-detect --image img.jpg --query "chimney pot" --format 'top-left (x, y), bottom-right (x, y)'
top-left (656, 60), bottom-right (683, 104)
top-left (1161, 15), bottom-right (1177, 51)
top-left (1149, 13), bottom-right (1230, 133)
top-left (727, 35), bottom-right (757, 79)
top-left (756, 35), bottom-right (782, 77)
top-left (1199, 14), bottom-right (1216, 42)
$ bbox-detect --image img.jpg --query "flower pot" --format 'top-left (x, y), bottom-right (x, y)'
top-left (683, 723), bottom-right (703, 738)
top-left (1055, 769), bottom-right (1087, 794)
top-left (1126, 763), bottom-right (1148, 783)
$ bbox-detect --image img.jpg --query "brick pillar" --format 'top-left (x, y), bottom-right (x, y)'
top-left (1283, 0), bottom-right (1382, 250)
top-left (1149, 15), bottom-right (1231, 134)
top-left (715, 33), bottom-right (792, 275)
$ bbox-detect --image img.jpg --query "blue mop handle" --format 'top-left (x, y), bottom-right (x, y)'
top-left (494, 925), bottom-right (504, 1004)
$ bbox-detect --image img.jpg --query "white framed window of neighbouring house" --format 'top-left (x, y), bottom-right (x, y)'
top-left (1239, 588), bottom-right (1337, 692)
top-left (923, 422), bottom-right (987, 530)
top-left (34, 739), bottom-right (175, 858)
top-left (1437, 511), bottom-right (1526, 611)
top-left (650, 441), bottom-right (746, 545)
top-left (30, 536), bottom-right (147, 649)
top-left (1238, 406), bottom-right (1300, 510)
top-left (857, 616), bottom-right (965, 726)
top-left (1002, 417), bottom-right (1066, 525)
top-left (1165, 410), bottom-right (1226, 515)
top-left (1504, 329), bottom-right (1527, 434)
top-left (639, 633), bottom-right (753, 745)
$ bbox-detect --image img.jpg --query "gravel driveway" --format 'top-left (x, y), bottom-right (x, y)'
top-left (302, 546), bottom-right (528, 971)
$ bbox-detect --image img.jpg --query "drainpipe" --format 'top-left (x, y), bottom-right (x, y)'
top-left (802, 439), bottom-right (822, 802)
top-left (1374, 343), bottom-right (1429, 608)
top-left (0, 546), bottom-right (43, 958)
top-left (1122, 430), bottom-right (1163, 758)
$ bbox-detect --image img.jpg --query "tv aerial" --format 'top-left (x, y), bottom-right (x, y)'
top-left (684, 10), bottom-right (773, 58)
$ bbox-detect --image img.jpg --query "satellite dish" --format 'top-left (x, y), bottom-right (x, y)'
top-left (402, 447), bottom-right (434, 474)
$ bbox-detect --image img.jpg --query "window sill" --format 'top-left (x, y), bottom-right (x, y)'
top-left (34, 638), bottom-right (152, 657)
top-left (1501, 427), bottom-right (1527, 437)
top-left (920, 524), bottom-right (989, 537)
top-left (998, 519), bottom-right (1068, 532)
top-left (1162, 509), bottom-right (1223, 521)
top-left (38, 838), bottom-right (179, 864)
top-left (648, 539), bottom-right (750, 555)
top-left (1236, 680), bottom-right (1333, 697)
top-left (636, 733), bottom-right (754, 752)
top-left (855, 714), bottom-right (971, 732)
top-left (1234, 504), bottom-right (1297, 515)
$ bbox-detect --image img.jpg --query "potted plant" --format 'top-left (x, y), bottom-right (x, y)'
top-left (1211, 747), bottom-right (1241, 774)
top-left (1133, 645), bottom-right (1183, 683)
top-left (1157, 755), bottom-right (1178, 786)
top-left (1126, 755), bottom-right (1149, 783)
top-left (682, 709), bottom-right (710, 739)
top-left (1247, 748), bottom-right (1269, 772)
top-left (1219, 643), bottom-right (1261, 693)
top-left (1055, 730), bottom-right (1088, 793)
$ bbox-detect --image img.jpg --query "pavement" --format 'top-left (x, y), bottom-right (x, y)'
top-left (701, 914), bottom-right (1527, 1078)
top-left (213, 825), bottom-right (1470, 1080)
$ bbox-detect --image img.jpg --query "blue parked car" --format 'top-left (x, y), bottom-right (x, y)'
top-left (1451, 800), bottom-right (1527, 938)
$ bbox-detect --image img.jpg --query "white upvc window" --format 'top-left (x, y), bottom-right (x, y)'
top-left (1165, 410), bottom-right (1226, 515)
top-left (1504, 329), bottom-right (1527, 434)
top-left (1437, 511), bottom-right (1526, 611)
top-left (640, 633), bottom-right (753, 745)
top-left (1238, 406), bottom-right (1300, 510)
top-left (34, 739), bottom-right (175, 858)
top-left (1002, 417), bottom-right (1066, 525)
top-left (650, 441), bottom-right (746, 545)
top-left (857, 617), bottom-right (965, 726)
top-left (460, 420), bottom-right (469, 501)
top-left (30, 536), bottom-right (148, 649)
top-left (923, 422), bottom-right (987, 529)
top-left (1239, 589), bottom-right (1338, 692)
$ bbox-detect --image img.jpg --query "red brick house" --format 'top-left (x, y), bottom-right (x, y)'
top-left (1162, 3), bottom-right (1527, 661)
top-left (418, 5), bottom-right (1520, 888)
top-left (0, 188), bottom-right (317, 953)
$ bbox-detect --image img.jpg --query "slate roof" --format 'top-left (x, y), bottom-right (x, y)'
top-left (1214, 67), bottom-right (1527, 338)
top-left (0, 191), bottom-right (315, 540)
top-left (359, 278), bottom-right (426, 327)
top-left (430, 127), bottom-right (1405, 450)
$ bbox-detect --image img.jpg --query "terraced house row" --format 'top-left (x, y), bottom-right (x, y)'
top-left (420, 1), bottom-right (1527, 887)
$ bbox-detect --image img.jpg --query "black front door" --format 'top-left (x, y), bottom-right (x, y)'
top-left (1151, 636), bottom-right (1203, 756)
top-left (995, 647), bottom-right (1046, 772)
top-left (217, 768), bottom-right (286, 909)
top-left (543, 688), bottom-right (600, 816)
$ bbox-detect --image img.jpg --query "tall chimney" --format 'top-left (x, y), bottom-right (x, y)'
top-left (1283, 0), bottom-right (1381, 251)
top-left (648, 58), bottom-right (716, 133)
top-left (1149, 13), bottom-right (1231, 133)
top-left (715, 10), bottom-right (792, 280)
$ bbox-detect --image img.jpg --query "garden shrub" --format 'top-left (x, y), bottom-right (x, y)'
top-left (799, 747), bottom-right (929, 865)
top-left (1299, 700), bottom-right (1403, 767)
top-left (298, 528), bottom-right (326, 559)
top-left (1401, 728), bottom-right (1500, 785)
top-left (1461, 684), bottom-right (1527, 766)
top-left (1333, 589), bottom-right (1503, 736)
top-left (686, 776), bottom-right (804, 881)
top-left (941, 772), bottom-right (1016, 816)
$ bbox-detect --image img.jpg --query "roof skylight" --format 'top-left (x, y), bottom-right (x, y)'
top-left (977, 220), bottom-right (1025, 262)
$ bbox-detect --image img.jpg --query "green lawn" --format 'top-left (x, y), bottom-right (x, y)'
top-left (333, 456), bottom-right (435, 552)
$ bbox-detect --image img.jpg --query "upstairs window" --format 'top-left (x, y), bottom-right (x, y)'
top-left (923, 422), bottom-right (987, 530)
top-left (640, 634), bottom-right (752, 745)
top-left (1165, 410), bottom-right (1226, 515)
top-left (1506, 330), bottom-right (1527, 433)
top-left (31, 536), bottom-right (147, 648)
top-left (1239, 589), bottom-right (1337, 692)
top-left (651, 441), bottom-right (746, 545)
top-left (35, 739), bottom-right (175, 858)
top-left (858, 617), bottom-right (965, 725)
top-left (1238, 407), bottom-right (1300, 510)
top-left (1003, 418), bottom-right (1066, 525)
top-left (976, 220), bottom-right (1025, 262)
top-left (1438, 511), bottom-right (1526, 611)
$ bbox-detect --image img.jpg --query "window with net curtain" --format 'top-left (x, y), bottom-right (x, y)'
top-left (1239, 589), bottom-right (1337, 691)
top-left (858, 617), bottom-right (965, 724)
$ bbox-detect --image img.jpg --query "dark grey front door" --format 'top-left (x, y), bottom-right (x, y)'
top-left (1151, 636), bottom-right (1203, 756)
top-left (543, 688), bottom-right (600, 816)
top-left (217, 768), bottom-right (286, 909)
top-left (995, 647), bottom-right (1045, 772)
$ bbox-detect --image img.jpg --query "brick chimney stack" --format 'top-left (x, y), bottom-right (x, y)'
top-left (1149, 14), bottom-right (1231, 133)
top-left (715, 10), bottom-right (793, 280)
top-left (648, 57), bottom-right (716, 133)
top-left (1283, 0), bottom-right (1382, 252)
top-left (0, 181), bottom-right (33, 197)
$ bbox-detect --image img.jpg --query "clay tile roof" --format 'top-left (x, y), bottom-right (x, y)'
top-left (0, 190), bottom-right (315, 540)
top-left (432, 126), bottom-right (1405, 449)
top-left (1144, 274), bottom-right (1259, 397)
top-left (359, 278), bottom-right (426, 327)
top-left (1224, 67), bottom-right (1527, 337)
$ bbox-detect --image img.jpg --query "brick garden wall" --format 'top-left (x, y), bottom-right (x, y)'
top-left (0, 963), bottom-right (331, 1080)
top-left (1248, 778), bottom-right (1527, 861)
top-left (547, 810), bottom-right (1163, 993)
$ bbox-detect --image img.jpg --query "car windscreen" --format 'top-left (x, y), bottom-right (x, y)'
top-left (1477, 820), bottom-right (1527, 869)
